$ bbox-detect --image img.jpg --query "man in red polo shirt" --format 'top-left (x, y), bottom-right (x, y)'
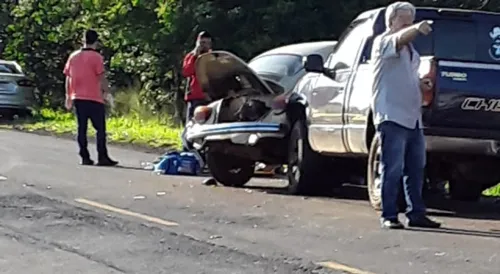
top-left (182, 31), bottom-right (212, 124)
top-left (63, 29), bottom-right (118, 166)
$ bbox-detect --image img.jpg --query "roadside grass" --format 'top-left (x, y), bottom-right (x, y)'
top-left (483, 183), bottom-right (500, 197)
top-left (0, 89), bottom-right (183, 149)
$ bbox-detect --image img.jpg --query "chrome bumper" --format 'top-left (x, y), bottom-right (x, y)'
top-left (186, 122), bottom-right (286, 146)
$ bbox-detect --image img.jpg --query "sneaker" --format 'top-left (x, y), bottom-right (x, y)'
top-left (97, 157), bottom-right (119, 167)
top-left (407, 216), bottom-right (441, 228)
top-left (381, 218), bottom-right (405, 229)
top-left (80, 158), bottom-right (94, 166)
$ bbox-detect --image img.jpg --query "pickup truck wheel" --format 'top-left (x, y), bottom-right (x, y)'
top-left (448, 180), bottom-right (483, 202)
top-left (286, 119), bottom-right (335, 195)
top-left (367, 134), bottom-right (407, 211)
top-left (206, 152), bottom-right (254, 187)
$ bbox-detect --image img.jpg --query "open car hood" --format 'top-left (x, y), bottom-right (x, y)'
top-left (195, 51), bottom-right (283, 101)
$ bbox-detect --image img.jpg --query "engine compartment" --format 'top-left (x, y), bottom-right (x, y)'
top-left (217, 93), bottom-right (275, 123)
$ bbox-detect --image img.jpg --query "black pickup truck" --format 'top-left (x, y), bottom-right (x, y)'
top-left (287, 7), bottom-right (500, 206)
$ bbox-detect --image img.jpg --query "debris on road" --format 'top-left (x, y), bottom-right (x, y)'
top-left (209, 235), bottom-right (222, 240)
top-left (156, 191), bottom-right (166, 196)
top-left (133, 195), bottom-right (146, 200)
top-left (46, 185), bottom-right (52, 190)
top-left (22, 183), bottom-right (35, 187)
top-left (0, 175), bottom-right (7, 181)
top-left (202, 178), bottom-right (217, 186)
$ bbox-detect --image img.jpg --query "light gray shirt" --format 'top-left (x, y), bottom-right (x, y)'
top-left (371, 31), bottom-right (422, 129)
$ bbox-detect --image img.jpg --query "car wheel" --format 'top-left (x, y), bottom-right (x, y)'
top-left (286, 119), bottom-right (336, 195)
top-left (448, 180), bottom-right (483, 202)
top-left (206, 151), bottom-right (254, 187)
top-left (367, 134), bottom-right (406, 211)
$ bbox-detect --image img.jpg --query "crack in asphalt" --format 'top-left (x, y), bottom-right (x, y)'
top-left (0, 193), bottom-right (335, 274)
top-left (0, 223), bottom-right (128, 273)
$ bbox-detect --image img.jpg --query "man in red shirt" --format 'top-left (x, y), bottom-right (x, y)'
top-left (182, 31), bottom-right (212, 127)
top-left (63, 29), bottom-right (118, 166)
top-left (181, 31), bottom-right (218, 185)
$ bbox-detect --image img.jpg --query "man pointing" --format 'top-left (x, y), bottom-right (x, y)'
top-left (371, 2), bottom-right (440, 229)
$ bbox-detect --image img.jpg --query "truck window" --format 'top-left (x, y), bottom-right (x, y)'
top-left (327, 22), bottom-right (366, 70)
top-left (414, 19), bottom-right (500, 63)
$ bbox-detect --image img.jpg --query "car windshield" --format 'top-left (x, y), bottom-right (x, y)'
top-left (248, 54), bottom-right (303, 77)
top-left (0, 63), bottom-right (21, 74)
top-left (414, 18), bottom-right (500, 63)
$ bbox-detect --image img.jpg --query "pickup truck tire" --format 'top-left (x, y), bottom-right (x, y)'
top-left (286, 119), bottom-right (337, 195)
top-left (367, 134), bottom-right (407, 211)
top-left (206, 151), bottom-right (254, 187)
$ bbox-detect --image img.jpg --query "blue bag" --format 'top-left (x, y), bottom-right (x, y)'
top-left (154, 151), bottom-right (201, 175)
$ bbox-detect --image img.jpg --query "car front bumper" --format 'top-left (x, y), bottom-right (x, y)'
top-left (186, 122), bottom-right (287, 147)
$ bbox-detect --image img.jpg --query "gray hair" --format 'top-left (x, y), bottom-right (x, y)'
top-left (385, 1), bottom-right (416, 28)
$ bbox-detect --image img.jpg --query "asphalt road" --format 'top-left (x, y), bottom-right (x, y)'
top-left (0, 129), bottom-right (499, 274)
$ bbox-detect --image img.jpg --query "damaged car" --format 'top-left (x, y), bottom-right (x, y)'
top-left (185, 51), bottom-right (290, 187)
top-left (185, 42), bottom-right (337, 193)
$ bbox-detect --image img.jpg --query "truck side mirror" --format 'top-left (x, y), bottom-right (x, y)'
top-left (303, 54), bottom-right (324, 73)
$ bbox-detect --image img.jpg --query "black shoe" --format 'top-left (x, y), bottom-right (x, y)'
top-left (202, 177), bottom-right (217, 186)
top-left (381, 218), bottom-right (405, 229)
top-left (97, 158), bottom-right (119, 167)
top-left (80, 158), bottom-right (94, 166)
top-left (407, 216), bottom-right (441, 228)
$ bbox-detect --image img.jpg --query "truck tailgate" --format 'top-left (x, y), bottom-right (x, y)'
top-left (427, 60), bottom-right (500, 130)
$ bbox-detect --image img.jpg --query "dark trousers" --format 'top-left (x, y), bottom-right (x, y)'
top-left (74, 99), bottom-right (108, 160)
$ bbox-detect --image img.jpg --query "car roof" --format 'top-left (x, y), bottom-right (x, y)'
top-left (252, 41), bottom-right (337, 61)
top-left (356, 6), bottom-right (500, 21)
top-left (0, 60), bottom-right (23, 74)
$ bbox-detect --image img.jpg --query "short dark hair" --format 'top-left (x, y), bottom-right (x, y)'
top-left (197, 31), bottom-right (212, 40)
top-left (84, 29), bottom-right (99, 44)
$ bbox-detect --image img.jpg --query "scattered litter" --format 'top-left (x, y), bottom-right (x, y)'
top-left (46, 185), bottom-right (52, 190)
top-left (156, 191), bottom-right (166, 196)
top-left (133, 195), bottom-right (146, 200)
top-left (244, 189), bottom-right (253, 194)
top-left (209, 235), bottom-right (222, 240)
top-left (23, 183), bottom-right (35, 187)
top-left (434, 252), bottom-right (446, 256)
top-left (0, 175), bottom-right (7, 181)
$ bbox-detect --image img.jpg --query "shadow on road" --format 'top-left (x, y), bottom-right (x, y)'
top-left (244, 183), bottom-right (369, 201)
top-left (408, 226), bottom-right (500, 239)
top-left (426, 198), bottom-right (500, 222)
top-left (245, 181), bottom-right (500, 222)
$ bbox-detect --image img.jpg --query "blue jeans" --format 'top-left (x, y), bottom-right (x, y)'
top-left (378, 121), bottom-right (426, 221)
top-left (181, 99), bottom-right (208, 151)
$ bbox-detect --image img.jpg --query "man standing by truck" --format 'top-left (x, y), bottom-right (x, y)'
top-left (371, 2), bottom-right (440, 229)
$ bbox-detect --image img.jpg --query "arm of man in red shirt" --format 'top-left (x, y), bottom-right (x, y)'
top-left (63, 55), bottom-right (73, 110)
top-left (182, 52), bottom-right (197, 78)
top-left (94, 53), bottom-right (110, 95)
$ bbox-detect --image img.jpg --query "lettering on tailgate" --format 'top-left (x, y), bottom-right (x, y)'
top-left (461, 97), bottom-right (500, 112)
